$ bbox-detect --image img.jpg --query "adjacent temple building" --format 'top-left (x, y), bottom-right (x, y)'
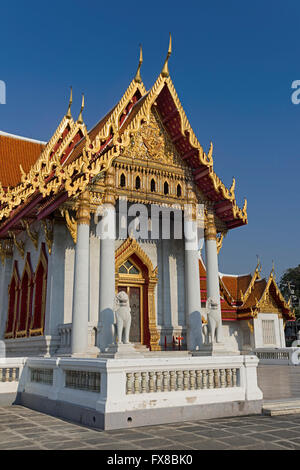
top-left (0, 40), bottom-right (294, 360)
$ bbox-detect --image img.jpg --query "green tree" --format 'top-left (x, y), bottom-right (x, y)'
top-left (279, 265), bottom-right (300, 317)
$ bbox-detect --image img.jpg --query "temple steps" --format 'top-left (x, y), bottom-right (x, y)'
top-left (133, 343), bottom-right (150, 352)
top-left (262, 400), bottom-right (300, 416)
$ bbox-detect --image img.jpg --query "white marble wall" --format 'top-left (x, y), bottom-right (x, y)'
top-left (253, 313), bottom-right (285, 348)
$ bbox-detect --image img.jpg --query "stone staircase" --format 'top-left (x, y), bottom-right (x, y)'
top-left (263, 400), bottom-right (300, 416)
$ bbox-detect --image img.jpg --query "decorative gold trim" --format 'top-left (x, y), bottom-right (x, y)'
top-left (8, 231), bottom-right (25, 258)
top-left (21, 220), bottom-right (38, 250)
top-left (41, 219), bottom-right (53, 255)
top-left (256, 267), bottom-right (292, 315)
top-left (76, 190), bottom-right (90, 225)
top-left (240, 258), bottom-right (262, 304)
top-left (60, 209), bottom-right (77, 243)
top-left (216, 231), bottom-right (227, 254)
top-left (205, 210), bottom-right (217, 240)
top-left (0, 50), bottom-right (247, 231)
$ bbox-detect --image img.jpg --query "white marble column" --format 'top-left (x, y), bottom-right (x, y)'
top-left (71, 191), bottom-right (90, 355)
top-left (184, 203), bottom-right (202, 351)
top-left (205, 209), bottom-right (223, 343)
top-left (98, 201), bottom-right (116, 351)
top-left (44, 221), bottom-right (66, 338)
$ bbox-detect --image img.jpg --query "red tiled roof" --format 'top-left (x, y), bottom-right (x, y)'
top-left (0, 133), bottom-right (45, 187)
top-left (199, 258), bottom-right (293, 320)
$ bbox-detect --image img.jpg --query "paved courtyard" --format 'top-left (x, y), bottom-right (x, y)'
top-left (2, 405), bottom-right (300, 450)
top-left (1, 364), bottom-right (300, 450)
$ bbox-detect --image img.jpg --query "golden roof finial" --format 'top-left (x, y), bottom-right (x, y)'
top-left (161, 33), bottom-right (172, 78)
top-left (66, 86), bottom-right (73, 119)
top-left (77, 93), bottom-right (85, 124)
top-left (230, 177), bottom-right (236, 196)
top-left (271, 260), bottom-right (275, 278)
top-left (134, 44), bottom-right (143, 84)
top-left (256, 255), bottom-right (262, 274)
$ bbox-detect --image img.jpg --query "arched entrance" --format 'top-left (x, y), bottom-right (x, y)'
top-left (115, 237), bottom-right (160, 350)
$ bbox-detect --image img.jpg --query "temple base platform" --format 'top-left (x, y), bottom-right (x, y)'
top-left (0, 354), bottom-right (263, 430)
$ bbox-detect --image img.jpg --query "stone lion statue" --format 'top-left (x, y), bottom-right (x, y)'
top-left (114, 291), bottom-right (131, 344)
top-left (206, 297), bottom-right (223, 344)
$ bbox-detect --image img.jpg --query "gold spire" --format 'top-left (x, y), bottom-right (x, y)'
top-left (230, 177), bottom-right (236, 195)
top-left (134, 44), bottom-right (143, 83)
top-left (255, 255), bottom-right (262, 276)
top-left (77, 93), bottom-right (85, 124)
top-left (271, 260), bottom-right (275, 278)
top-left (66, 86), bottom-right (73, 119)
top-left (161, 33), bottom-right (172, 78)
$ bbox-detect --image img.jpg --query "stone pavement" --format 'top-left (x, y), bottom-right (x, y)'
top-left (2, 405), bottom-right (300, 450)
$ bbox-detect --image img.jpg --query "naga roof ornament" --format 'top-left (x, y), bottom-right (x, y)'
top-left (161, 33), bottom-right (172, 78)
top-left (66, 86), bottom-right (73, 119)
top-left (134, 45), bottom-right (143, 84)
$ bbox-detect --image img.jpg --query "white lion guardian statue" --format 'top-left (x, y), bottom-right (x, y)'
top-left (114, 291), bottom-right (132, 344)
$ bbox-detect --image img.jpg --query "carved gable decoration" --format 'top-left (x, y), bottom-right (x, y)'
top-left (124, 108), bottom-right (185, 167)
top-left (259, 291), bottom-right (282, 315)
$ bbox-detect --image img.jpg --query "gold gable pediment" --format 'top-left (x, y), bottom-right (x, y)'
top-left (124, 107), bottom-right (187, 169)
top-left (259, 291), bottom-right (283, 315)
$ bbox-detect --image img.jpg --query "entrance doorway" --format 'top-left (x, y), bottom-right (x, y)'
top-left (115, 237), bottom-right (160, 350)
top-left (117, 285), bottom-right (143, 343)
top-left (117, 258), bottom-right (145, 344)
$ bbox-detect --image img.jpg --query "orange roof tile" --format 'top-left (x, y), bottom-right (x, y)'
top-left (199, 259), bottom-right (293, 320)
top-left (221, 274), bottom-right (252, 301)
top-left (0, 133), bottom-right (45, 187)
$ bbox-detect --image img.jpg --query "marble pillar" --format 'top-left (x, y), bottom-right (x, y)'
top-left (71, 191), bottom-right (90, 355)
top-left (184, 203), bottom-right (202, 351)
top-left (204, 209), bottom-right (223, 343)
top-left (98, 201), bottom-right (116, 352)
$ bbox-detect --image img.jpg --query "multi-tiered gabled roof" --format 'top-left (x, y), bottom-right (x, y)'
top-left (0, 37), bottom-right (247, 241)
top-left (199, 257), bottom-right (294, 321)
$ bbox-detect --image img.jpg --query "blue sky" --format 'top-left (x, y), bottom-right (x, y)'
top-left (0, 0), bottom-right (299, 280)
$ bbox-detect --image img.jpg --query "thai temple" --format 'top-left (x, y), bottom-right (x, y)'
top-left (0, 38), bottom-right (295, 428)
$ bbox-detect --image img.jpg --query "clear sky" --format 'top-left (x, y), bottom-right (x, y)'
top-left (0, 0), bottom-right (299, 280)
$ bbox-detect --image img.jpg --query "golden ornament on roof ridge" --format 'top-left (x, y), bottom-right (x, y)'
top-left (161, 33), bottom-right (172, 78)
top-left (134, 44), bottom-right (143, 84)
top-left (66, 86), bottom-right (73, 119)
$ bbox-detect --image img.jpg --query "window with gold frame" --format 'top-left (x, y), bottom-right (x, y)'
top-left (118, 259), bottom-right (140, 276)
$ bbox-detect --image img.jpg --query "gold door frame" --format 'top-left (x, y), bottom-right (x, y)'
top-left (115, 237), bottom-right (160, 351)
